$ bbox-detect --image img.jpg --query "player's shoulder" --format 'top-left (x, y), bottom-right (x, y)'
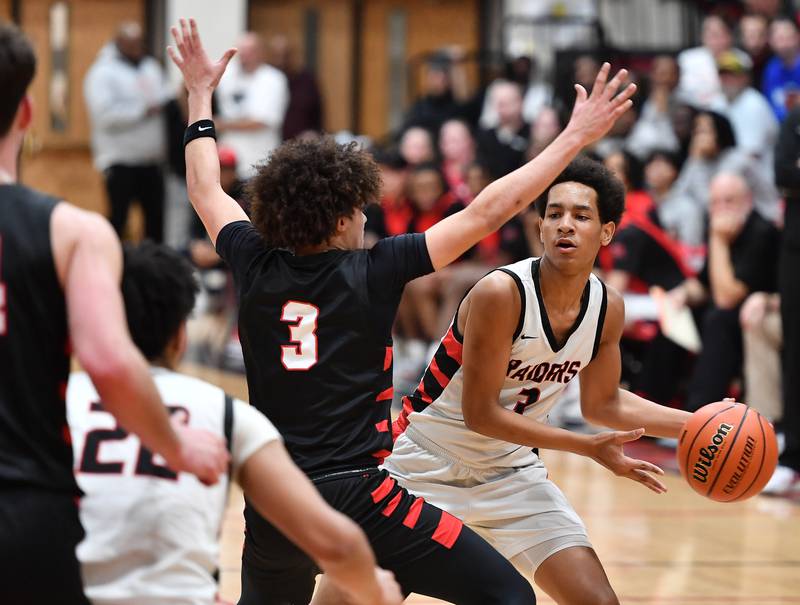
top-left (598, 279), bottom-right (625, 341)
top-left (153, 369), bottom-right (225, 401)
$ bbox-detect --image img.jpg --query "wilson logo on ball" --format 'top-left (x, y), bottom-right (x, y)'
top-left (692, 422), bottom-right (733, 483)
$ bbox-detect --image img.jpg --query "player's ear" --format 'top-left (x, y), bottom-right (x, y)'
top-left (15, 95), bottom-right (33, 132)
top-left (600, 221), bottom-right (616, 247)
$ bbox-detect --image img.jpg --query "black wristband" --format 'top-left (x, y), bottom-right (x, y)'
top-left (184, 119), bottom-right (216, 147)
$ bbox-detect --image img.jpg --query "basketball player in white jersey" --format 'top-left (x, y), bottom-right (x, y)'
top-left (382, 157), bottom-right (694, 604)
top-left (68, 242), bottom-right (401, 605)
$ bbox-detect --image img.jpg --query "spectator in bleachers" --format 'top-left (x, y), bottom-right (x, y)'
top-left (525, 105), bottom-right (563, 161)
top-left (479, 56), bottom-right (554, 129)
top-left (678, 14), bottom-right (736, 107)
top-left (399, 126), bottom-right (436, 166)
top-left (626, 55), bottom-right (681, 160)
top-left (364, 148), bottom-right (410, 245)
top-left (672, 109), bottom-right (780, 222)
top-left (767, 102), bottom-right (800, 494)
top-left (740, 291), bottom-right (783, 422)
top-left (740, 12), bottom-right (773, 87)
top-left (712, 49), bottom-right (779, 179)
top-left (668, 173), bottom-right (779, 412)
top-left (602, 149), bottom-right (651, 224)
top-left (762, 17), bottom-right (800, 121)
top-left (84, 22), bottom-right (171, 242)
top-left (402, 50), bottom-right (469, 135)
top-left (669, 102), bottom-right (700, 163)
top-left (217, 32), bottom-right (289, 179)
top-left (476, 80), bottom-right (529, 179)
top-left (439, 119), bottom-right (476, 202)
top-left (267, 34), bottom-right (323, 141)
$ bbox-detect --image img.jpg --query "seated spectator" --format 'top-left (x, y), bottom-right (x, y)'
top-left (402, 50), bottom-right (469, 135)
top-left (526, 105), bottom-right (563, 161)
top-left (476, 80), bottom-right (529, 179)
top-left (479, 55), bottom-right (554, 129)
top-left (672, 109), bottom-right (780, 222)
top-left (712, 49), bottom-right (779, 179)
top-left (740, 291), bottom-right (783, 422)
top-left (439, 119), bottom-right (476, 202)
top-left (399, 126), bottom-right (436, 166)
top-left (626, 55), bottom-right (681, 159)
top-left (678, 14), bottom-right (737, 107)
top-left (740, 12), bottom-right (773, 87)
top-left (364, 148), bottom-right (410, 245)
top-left (762, 17), bottom-right (800, 121)
top-left (603, 149), bottom-right (651, 225)
top-left (667, 173), bottom-right (780, 411)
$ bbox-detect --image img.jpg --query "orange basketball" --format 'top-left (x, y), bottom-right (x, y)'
top-left (677, 401), bottom-right (778, 502)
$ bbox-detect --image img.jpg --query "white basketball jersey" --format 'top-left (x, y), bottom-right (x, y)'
top-left (67, 368), bottom-right (280, 605)
top-left (397, 258), bottom-right (607, 469)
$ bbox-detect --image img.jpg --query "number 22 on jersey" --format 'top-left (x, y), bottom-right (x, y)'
top-left (280, 301), bottom-right (319, 371)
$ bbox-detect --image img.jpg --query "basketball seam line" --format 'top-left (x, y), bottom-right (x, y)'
top-left (705, 406), bottom-right (749, 497)
top-left (682, 404), bottom-right (737, 480)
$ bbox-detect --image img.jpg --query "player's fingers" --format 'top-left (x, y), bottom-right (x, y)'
top-left (180, 19), bottom-right (193, 53)
top-left (167, 45), bottom-right (183, 69)
top-left (218, 47), bottom-right (237, 70)
top-left (602, 68), bottom-right (628, 101)
top-left (612, 82), bottom-right (637, 106)
top-left (590, 62), bottom-right (611, 98)
top-left (635, 459), bottom-right (665, 475)
top-left (631, 469), bottom-right (667, 493)
top-left (574, 83), bottom-right (588, 105)
top-left (189, 18), bottom-right (203, 50)
top-left (611, 99), bottom-right (634, 121)
top-left (170, 26), bottom-right (185, 55)
top-left (616, 427), bottom-right (646, 443)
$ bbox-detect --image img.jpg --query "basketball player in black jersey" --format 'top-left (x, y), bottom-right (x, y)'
top-left (0, 23), bottom-right (228, 605)
top-left (169, 19), bottom-right (634, 604)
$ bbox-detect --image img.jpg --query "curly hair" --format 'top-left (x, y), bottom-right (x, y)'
top-left (247, 137), bottom-right (381, 249)
top-left (536, 155), bottom-right (626, 226)
top-left (121, 241), bottom-right (198, 361)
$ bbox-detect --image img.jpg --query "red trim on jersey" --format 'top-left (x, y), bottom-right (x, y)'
top-left (416, 384), bottom-right (433, 404)
top-left (371, 476), bottom-right (396, 503)
top-left (375, 419), bottom-right (389, 433)
top-left (403, 497), bottom-right (424, 529)
top-left (431, 511), bottom-right (463, 549)
top-left (371, 449), bottom-right (392, 463)
top-left (392, 397), bottom-right (415, 440)
top-left (381, 491), bottom-right (403, 517)
top-left (428, 357), bottom-right (449, 388)
top-left (376, 387), bottom-right (394, 402)
top-left (441, 329), bottom-right (463, 365)
top-left (383, 347), bottom-right (393, 371)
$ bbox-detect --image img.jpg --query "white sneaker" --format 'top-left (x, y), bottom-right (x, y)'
top-left (761, 464), bottom-right (800, 496)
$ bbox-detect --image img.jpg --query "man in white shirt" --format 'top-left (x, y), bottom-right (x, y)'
top-left (84, 23), bottom-right (172, 241)
top-left (711, 50), bottom-right (779, 181)
top-left (217, 32), bottom-right (289, 179)
top-left (678, 14), bottom-right (737, 107)
top-left (68, 242), bottom-right (401, 605)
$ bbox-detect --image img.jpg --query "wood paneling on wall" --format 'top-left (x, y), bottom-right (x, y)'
top-left (250, 0), bottom-right (354, 133)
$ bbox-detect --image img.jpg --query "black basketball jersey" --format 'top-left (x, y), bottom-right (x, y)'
top-left (0, 184), bottom-right (74, 493)
top-left (216, 221), bottom-right (434, 475)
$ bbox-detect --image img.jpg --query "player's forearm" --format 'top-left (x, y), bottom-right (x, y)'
top-left (185, 91), bottom-right (224, 217)
top-left (589, 389), bottom-right (690, 439)
top-left (468, 126), bottom-right (585, 233)
top-left (465, 404), bottom-right (594, 456)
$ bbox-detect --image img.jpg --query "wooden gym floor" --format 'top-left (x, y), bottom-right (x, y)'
top-left (182, 364), bottom-right (800, 604)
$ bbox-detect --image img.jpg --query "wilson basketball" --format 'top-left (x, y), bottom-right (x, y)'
top-left (677, 401), bottom-right (778, 502)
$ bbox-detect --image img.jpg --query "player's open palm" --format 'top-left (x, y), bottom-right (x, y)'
top-left (168, 18), bottom-right (236, 94)
top-left (168, 416), bottom-right (230, 486)
top-left (567, 62), bottom-right (637, 146)
top-left (589, 428), bottom-right (667, 494)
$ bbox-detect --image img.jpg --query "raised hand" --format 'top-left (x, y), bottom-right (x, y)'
top-left (589, 428), bottom-right (667, 494)
top-left (167, 18), bottom-right (236, 95)
top-left (566, 62), bottom-right (637, 146)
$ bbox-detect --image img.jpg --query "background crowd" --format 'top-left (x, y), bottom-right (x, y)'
top-left (82, 0), bottom-right (800, 495)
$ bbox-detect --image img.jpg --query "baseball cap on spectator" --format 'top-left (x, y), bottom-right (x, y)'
top-left (716, 49), bottom-right (753, 74)
top-left (218, 146), bottom-right (238, 169)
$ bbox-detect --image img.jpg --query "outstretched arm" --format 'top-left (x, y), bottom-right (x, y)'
top-left (425, 63), bottom-right (636, 270)
top-left (579, 286), bottom-right (691, 437)
top-left (459, 272), bottom-right (665, 493)
top-left (240, 441), bottom-right (402, 605)
top-left (168, 19), bottom-right (248, 245)
top-left (52, 204), bottom-right (228, 485)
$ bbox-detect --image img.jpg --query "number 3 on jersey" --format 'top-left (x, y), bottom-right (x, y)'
top-left (280, 301), bottom-right (319, 371)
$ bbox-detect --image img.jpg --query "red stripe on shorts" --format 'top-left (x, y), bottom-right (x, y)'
top-left (431, 511), bottom-right (463, 549)
top-left (370, 476), bottom-right (396, 503)
top-left (376, 387), bottom-right (394, 402)
top-left (403, 497), bottom-right (424, 529)
top-left (375, 419), bottom-right (389, 432)
top-left (381, 491), bottom-right (403, 517)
